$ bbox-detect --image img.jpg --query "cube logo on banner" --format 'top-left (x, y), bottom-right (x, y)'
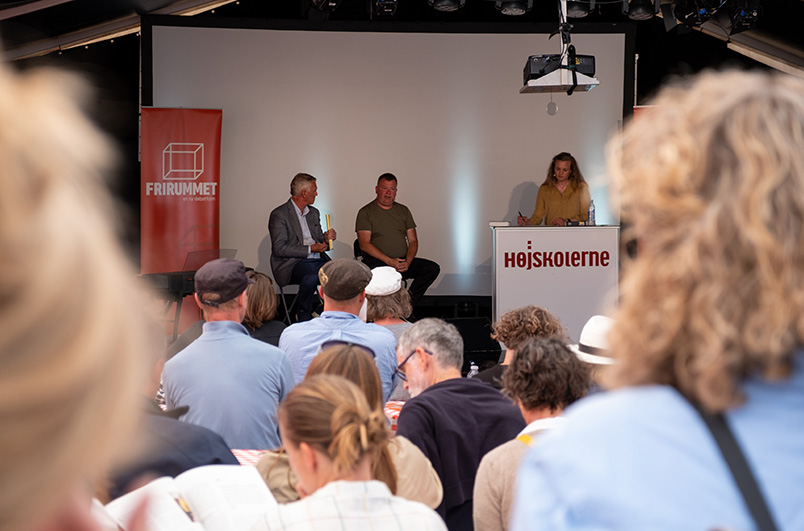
top-left (144, 141), bottom-right (217, 198)
top-left (163, 142), bottom-right (204, 180)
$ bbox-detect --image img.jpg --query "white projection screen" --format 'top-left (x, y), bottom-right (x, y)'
top-left (146, 19), bottom-right (632, 296)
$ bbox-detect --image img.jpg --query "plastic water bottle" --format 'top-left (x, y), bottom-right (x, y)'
top-left (467, 361), bottom-right (479, 378)
top-left (588, 199), bottom-right (596, 226)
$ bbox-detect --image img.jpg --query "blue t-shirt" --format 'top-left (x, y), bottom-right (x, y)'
top-left (278, 311), bottom-right (398, 401)
top-left (163, 321), bottom-right (295, 450)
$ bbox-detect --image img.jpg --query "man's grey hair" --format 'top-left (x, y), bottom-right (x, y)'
top-left (397, 318), bottom-right (464, 371)
top-left (290, 172), bottom-right (316, 196)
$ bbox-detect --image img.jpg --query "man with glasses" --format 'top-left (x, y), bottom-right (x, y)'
top-left (355, 173), bottom-right (440, 309)
top-left (395, 318), bottom-right (524, 531)
top-left (278, 259), bottom-right (398, 400)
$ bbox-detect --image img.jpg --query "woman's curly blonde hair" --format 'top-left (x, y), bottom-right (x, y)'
top-left (603, 70), bottom-right (804, 412)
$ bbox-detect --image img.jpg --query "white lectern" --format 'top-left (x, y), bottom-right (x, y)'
top-left (491, 225), bottom-right (619, 342)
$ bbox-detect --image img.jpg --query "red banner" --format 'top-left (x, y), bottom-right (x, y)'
top-left (140, 108), bottom-right (223, 274)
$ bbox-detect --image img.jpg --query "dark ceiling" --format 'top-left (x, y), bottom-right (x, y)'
top-left (1, 0), bottom-right (802, 56)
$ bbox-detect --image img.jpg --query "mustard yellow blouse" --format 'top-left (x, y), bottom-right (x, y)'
top-left (528, 181), bottom-right (591, 226)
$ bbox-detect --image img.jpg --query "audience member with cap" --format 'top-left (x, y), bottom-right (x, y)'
top-left (164, 269), bottom-right (288, 359)
top-left (366, 266), bottom-right (413, 337)
top-left (278, 258), bottom-right (398, 400)
top-left (395, 318), bottom-right (525, 531)
top-left (473, 338), bottom-right (591, 531)
top-left (477, 305), bottom-right (566, 391)
top-left (162, 258), bottom-right (295, 450)
top-left (366, 266), bottom-right (414, 400)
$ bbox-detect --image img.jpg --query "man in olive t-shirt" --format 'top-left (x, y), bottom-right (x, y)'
top-left (355, 173), bottom-right (440, 308)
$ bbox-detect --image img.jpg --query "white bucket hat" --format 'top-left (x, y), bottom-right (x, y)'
top-left (570, 315), bottom-right (615, 365)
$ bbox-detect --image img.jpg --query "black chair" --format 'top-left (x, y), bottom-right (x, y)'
top-left (270, 262), bottom-right (300, 325)
top-left (275, 283), bottom-right (299, 325)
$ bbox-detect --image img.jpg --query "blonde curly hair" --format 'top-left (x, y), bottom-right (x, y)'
top-left (603, 70), bottom-right (804, 412)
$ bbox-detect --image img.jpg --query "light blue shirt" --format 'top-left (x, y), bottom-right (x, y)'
top-left (278, 311), bottom-right (398, 401)
top-left (291, 200), bottom-right (319, 260)
top-left (163, 321), bottom-right (295, 450)
top-left (510, 354), bottom-right (804, 531)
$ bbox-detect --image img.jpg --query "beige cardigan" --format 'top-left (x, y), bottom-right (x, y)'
top-left (473, 417), bottom-right (563, 531)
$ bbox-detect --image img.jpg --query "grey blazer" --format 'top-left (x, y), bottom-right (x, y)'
top-left (268, 198), bottom-right (329, 287)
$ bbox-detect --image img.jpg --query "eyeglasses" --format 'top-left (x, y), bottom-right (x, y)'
top-left (317, 339), bottom-right (376, 359)
top-left (395, 348), bottom-right (433, 381)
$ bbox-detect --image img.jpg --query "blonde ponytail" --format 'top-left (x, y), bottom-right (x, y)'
top-left (279, 375), bottom-right (395, 490)
top-left (305, 345), bottom-right (399, 493)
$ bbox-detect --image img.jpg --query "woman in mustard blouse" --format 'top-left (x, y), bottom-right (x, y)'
top-left (518, 152), bottom-right (591, 227)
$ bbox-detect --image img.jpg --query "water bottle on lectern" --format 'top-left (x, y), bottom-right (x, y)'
top-left (467, 362), bottom-right (479, 378)
top-left (588, 199), bottom-right (596, 226)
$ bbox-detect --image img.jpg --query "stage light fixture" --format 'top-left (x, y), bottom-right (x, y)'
top-left (495, 0), bottom-right (533, 15)
top-left (374, 0), bottom-right (398, 15)
top-left (660, 2), bottom-right (678, 30)
top-left (673, 0), bottom-right (721, 27)
top-left (623, 0), bottom-right (658, 20)
top-left (567, 0), bottom-right (590, 18)
top-left (728, 0), bottom-right (761, 35)
top-left (428, 0), bottom-right (465, 11)
top-left (311, 0), bottom-right (342, 11)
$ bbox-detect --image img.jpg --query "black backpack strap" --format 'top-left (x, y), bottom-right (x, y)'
top-left (693, 404), bottom-right (779, 531)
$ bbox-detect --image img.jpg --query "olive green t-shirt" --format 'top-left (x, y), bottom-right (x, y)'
top-left (355, 201), bottom-right (416, 259)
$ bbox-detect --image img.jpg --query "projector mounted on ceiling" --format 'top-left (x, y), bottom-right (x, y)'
top-left (520, 0), bottom-right (600, 95)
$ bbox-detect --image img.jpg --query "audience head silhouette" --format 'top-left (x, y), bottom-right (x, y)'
top-left (0, 62), bottom-right (156, 529)
top-left (502, 337), bottom-right (591, 416)
top-left (244, 270), bottom-right (280, 328)
top-left (605, 70), bottom-right (804, 411)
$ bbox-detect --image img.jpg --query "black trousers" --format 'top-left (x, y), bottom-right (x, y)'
top-left (361, 255), bottom-right (440, 307)
top-left (289, 258), bottom-right (327, 321)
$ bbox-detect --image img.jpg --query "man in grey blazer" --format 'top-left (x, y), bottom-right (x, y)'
top-left (268, 173), bottom-right (337, 322)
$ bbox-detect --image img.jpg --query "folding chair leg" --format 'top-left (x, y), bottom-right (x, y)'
top-left (277, 284), bottom-right (300, 325)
